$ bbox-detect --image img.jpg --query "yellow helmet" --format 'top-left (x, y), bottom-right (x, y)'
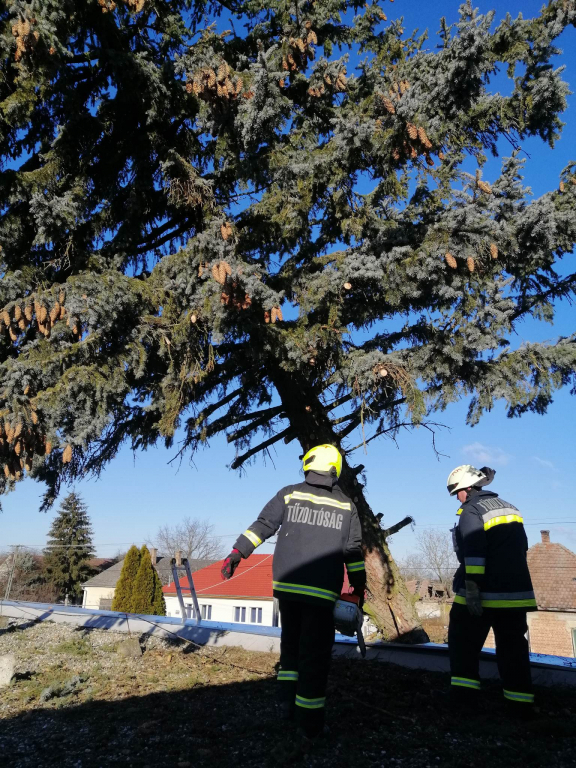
top-left (302, 444), bottom-right (342, 478)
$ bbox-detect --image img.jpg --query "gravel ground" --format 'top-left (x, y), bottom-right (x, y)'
top-left (1, 619), bottom-right (575, 768)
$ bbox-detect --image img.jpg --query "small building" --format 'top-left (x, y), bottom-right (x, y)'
top-left (406, 579), bottom-right (451, 619)
top-left (163, 554), bottom-right (279, 626)
top-left (526, 530), bottom-right (576, 657)
top-left (81, 549), bottom-right (213, 611)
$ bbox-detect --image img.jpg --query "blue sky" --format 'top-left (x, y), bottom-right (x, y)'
top-left (1, 1), bottom-right (575, 564)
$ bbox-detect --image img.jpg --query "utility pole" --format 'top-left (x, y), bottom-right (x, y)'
top-left (4, 545), bottom-right (21, 601)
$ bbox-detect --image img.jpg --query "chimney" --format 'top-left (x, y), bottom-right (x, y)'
top-left (541, 530), bottom-right (550, 544)
top-left (175, 550), bottom-right (182, 566)
top-left (149, 547), bottom-right (157, 566)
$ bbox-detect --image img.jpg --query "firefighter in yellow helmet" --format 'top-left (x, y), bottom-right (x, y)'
top-left (221, 444), bottom-right (365, 738)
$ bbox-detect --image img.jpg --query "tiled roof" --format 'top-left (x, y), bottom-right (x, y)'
top-left (527, 539), bottom-right (576, 611)
top-left (163, 555), bottom-right (353, 599)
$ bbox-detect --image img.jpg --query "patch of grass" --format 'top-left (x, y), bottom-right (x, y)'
top-left (52, 638), bottom-right (92, 657)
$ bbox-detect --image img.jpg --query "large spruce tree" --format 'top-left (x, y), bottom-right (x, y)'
top-left (43, 492), bottom-right (95, 602)
top-left (1, 0), bottom-right (575, 638)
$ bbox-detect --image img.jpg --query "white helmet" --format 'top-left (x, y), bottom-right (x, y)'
top-left (447, 464), bottom-right (495, 496)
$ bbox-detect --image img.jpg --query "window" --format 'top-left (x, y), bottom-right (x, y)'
top-left (201, 604), bottom-right (212, 620)
top-left (250, 607), bottom-right (262, 624)
top-left (234, 606), bottom-right (246, 623)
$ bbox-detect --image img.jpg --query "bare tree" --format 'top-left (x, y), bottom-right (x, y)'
top-left (412, 529), bottom-right (458, 595)
top-left (148, 517), bottom-right (224, 562)
top-left (399, 552), bottom-right (433, 583)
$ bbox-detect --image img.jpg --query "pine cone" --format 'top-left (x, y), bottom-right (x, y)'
top-left (407, 123), bottom-right (418, 140)
top-left (60, 305), bottom-right (66, 320)
top-left (218, 62), bottom-right (228, 82)
top-left (14, 421), bottom-right (23, 440)
top-left (207, 70), bottom-right (217, 88)
top-left (445, 253), bottom-right (457, 269)
top-left (15, 440), bottom-right (22, 456)
top-left (9, 326), bottom-right (18, 342)
top-left (39, 305), bottom-right (48, 323)
top-left (264, 311), bottom-right (271, 324)
top-left (438, 151), bottom-right (445, 161)
top-left (50, 302), bottom-right (60, 323)
top-left (379, 11), bottom-right (387, 20)
top-left (271, 307), bottom-right (278, 324)
top-left (382, 97), bottom-right (395, 114)
top-left (31, 411), bottom-right (39, 425)
top-left (466, 257), bottom-right (475, 273)
top-left (18, 319), bottom-right (27, 331)
top-left (24, 303), bottom-right (33, 322)
top-left (295, 38), bottom-right (306, 53)
top-left (2, 310), bottom-right (10, 326)
top-left (392, 148), bottom-right (401, 161)
top-left (25, 457), bottom-right (33, 472)
top-left (400, 80), bottom-right (410, 93)
top-left (241, 295), bottom-right (252, 310)
top-left (418, 126), bottom-right (432, 148)
top-left (282, 57), bottom-right (289, 71)
top-left (490, 243), bottom-right (498, 260)
top-left (63, 444), bottom-right (73, 464)
top-left (14, 305), bottom-right (22, 322)
top-left (185, 82), bottom-right (194, 94)
top-left (235, 78), bottom-right (243, 95)
top-left (3, 464), bottom-right (9, 479)
top-left (425, 154), bottom-right (434, 166)
top-left (307, 30), bottom-right (318, 45)
top-left (560, 181), bottom-right (565, 192)
top-left (212, 264), bottom-right (224, 284)
top-left (46, 440), bottom-right (53, 455)
top-left (477, 180), bottom-right (492, 194)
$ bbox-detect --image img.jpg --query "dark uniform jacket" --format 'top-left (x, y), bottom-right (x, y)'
top-left (233, 471), bottom-right (365, 606)
top-left (451, 489), bottom-right (536, 610)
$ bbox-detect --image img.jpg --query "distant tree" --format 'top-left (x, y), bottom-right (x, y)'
top-left (43, 493), bottom-right (95, 602)
top-left (131, 545), bottom-right (166, 616)
top-left (111, 544), bottom-right (141, 612)
top-left (149, 517), bottom-right (224, 562)
top-left (152, 572), bottom-right (167, 617)
top-left (399, 552), bottom-right (433, 583)
top-left (412, 530), bottom-right (458, 595)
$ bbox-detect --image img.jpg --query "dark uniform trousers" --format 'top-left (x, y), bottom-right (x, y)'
top-left (448, 603), bottom-right (533, 704)
top-left (278, 599), bottom-right (335, 735)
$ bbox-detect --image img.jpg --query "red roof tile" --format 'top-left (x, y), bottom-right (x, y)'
top-left (527, 539), bottom-right (576, 611)
top-left (163, 554), bottom-right (353, 599)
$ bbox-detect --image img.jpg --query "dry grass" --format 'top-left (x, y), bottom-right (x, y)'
top-left (1, 621), bottom-right (575, 767)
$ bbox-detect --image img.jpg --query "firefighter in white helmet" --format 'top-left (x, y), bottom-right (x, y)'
top-left (221, 444), bottom-right (366, 737)
top-left (447, 464), bottom-right (536, 712)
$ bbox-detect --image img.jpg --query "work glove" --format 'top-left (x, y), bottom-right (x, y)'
top-left (465, 580), bottom-right (483, 617)
top-left (221, 549), bottom-right (242, 580)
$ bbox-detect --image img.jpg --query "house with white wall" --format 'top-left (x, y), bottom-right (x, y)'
top-left (82, 549), bottom-right (213, 610)
top-left (162, 554), bottom-right (280, 627)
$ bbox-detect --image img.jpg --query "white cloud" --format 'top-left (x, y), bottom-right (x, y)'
top-left (532, 456), bottom-right (557, 471)
top-left (462, 442), bottom-right (512, 466)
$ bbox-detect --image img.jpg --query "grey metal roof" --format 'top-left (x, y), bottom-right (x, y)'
top-left (82, 556), bottom-right (216, 589)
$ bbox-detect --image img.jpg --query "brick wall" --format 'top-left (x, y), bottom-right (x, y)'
top-left (527, 612), bottom-right (576, 658)
top-left (480, 612), bottom-right (576, 657)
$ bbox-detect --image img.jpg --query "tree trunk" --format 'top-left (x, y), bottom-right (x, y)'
top-left (270, 369), bottom-right (428, 643)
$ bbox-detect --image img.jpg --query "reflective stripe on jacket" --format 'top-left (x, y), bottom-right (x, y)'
top-left (233, 471), bottom-right (365, 606)
top-left (451, 490), bottom-right (536, 610)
